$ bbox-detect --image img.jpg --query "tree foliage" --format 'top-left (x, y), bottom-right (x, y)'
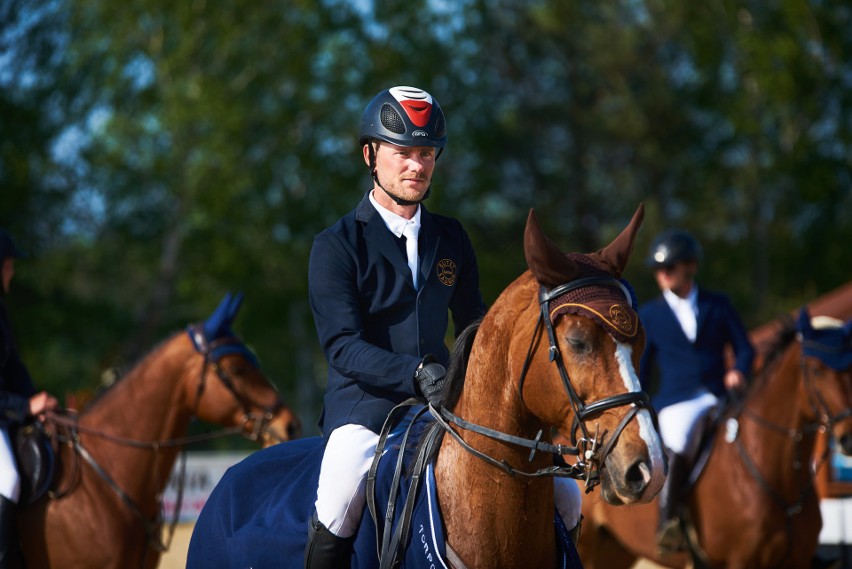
top-left (3, 0), bottom-right (850, 436)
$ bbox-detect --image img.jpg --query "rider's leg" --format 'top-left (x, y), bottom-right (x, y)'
top-left (554, 477), bottom-right (583, 546)
top-left (0, 429), bottom-right (22, 569)
top-left (305, 424), bottom-right (379, 569)
top-left (655, 392), bottom-right (717, 553)
top-left (656, 448), bottom-right (688, 552)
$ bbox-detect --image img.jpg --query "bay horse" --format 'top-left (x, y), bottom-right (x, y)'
top-left (187, 204), bottom-right (667, 568)
top-left (17, 292), bottom-right (301, 569)
top-left (578, 309), bottom-right (852, 569)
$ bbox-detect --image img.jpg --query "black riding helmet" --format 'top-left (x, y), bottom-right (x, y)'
top-left (646, 229), bottom-right (702, 268)
top-left (360, 86), bottom-right (447, 206)
top-left (0, 228), bottom-right (25, 262)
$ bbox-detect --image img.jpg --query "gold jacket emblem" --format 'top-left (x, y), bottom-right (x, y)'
top-left (437, 259), bottom-right (457, 286)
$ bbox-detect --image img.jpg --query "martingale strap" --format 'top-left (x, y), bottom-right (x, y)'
top-left (365, 400), bottom-right (443, 569)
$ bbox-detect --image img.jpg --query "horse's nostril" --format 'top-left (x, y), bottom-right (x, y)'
top-left (625, 460), bottom-right (651, 494)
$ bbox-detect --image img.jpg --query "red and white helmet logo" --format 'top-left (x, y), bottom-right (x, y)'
top-left (389, 86), bottom-right (433, 128)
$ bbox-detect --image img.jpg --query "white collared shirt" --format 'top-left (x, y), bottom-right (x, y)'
top-left (368, 190), bottom-right (421, 238)
top-left (369, 191), bottom-right (421, 287)
top-left (663, 285), bottom-right (699, 342)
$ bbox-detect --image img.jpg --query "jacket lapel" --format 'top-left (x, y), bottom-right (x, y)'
top-left (418, 206), bottom-right (440, 288)
top-left (357, 193), bottom-right (416, 288)
top-left (695, 289), bottom-right (710, 339)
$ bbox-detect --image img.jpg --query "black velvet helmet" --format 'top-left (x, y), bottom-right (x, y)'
top-left (0, 228), bottom-right (25, 261)
top-left (359, 86), bottom-right (447, 149)
top-left (646, 229), bottom-right (702, 268)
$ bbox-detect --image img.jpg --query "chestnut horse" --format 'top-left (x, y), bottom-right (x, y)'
top-left (187, 205), bottom-right (666, 568)
top-left (579, 310), bottom-right (852, 569)
top-left (18, 292), bottom-right (300, 569)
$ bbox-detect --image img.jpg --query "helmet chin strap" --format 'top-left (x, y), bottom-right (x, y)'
top-left (367, 141), bottom-right (431, 206)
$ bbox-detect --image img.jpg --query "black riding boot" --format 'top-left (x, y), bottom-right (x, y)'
top-left (657, 451), bottom-right (688, 554)
top-left (0, 495), bottom-right (22, 569)
top-left (304, 511), bottom-right (352, 569)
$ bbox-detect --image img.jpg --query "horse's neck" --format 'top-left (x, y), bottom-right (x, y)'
top-left (747, 342), bottom-right (805, 429)
top-left (79, 336), bottom-right (195, 495)
top-left (435, 278), bottom-right (558, 568)
top-left (740, 341), bottom-right (815, 476)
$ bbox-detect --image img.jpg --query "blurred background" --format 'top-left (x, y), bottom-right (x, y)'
top-left (2, 0), bottom-right (850, 439)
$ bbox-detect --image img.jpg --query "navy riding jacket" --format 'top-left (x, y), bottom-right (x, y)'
top-left (638, 288), bottom-right (755, 411)
top-left (0, 299), bottom-right (36, 429)
top-left (308, 192), bottom-right (487, 437)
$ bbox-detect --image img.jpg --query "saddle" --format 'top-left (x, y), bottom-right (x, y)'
top-left (12, 420), bottom-right (55, 505)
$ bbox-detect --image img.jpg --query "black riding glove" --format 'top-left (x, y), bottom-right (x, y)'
top-left (414, 354), bottom-right (447, 407)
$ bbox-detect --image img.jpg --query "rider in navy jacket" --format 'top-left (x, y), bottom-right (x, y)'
top-left (303, 86), bottom-right (488, 569)
top-left (638, 229), bottom-right (755, 554)
top-left (0, 228), bottom-right (58, 566)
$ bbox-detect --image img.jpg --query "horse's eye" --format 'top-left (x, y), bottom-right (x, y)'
top-left (566, 335), bottom-right (590, 354)
top-left (225, 364), bottom-right (249, 376)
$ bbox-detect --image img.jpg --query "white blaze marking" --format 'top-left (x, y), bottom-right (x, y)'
top-left (614, 340), bottom-right (666, 491)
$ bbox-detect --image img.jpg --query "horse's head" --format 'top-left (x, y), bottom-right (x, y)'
top-left (796, 308), bottom-right (852, 455)
top-left (186, 292), bottom-right (301, 442)
top-left (521, 205), bottom-right (666, 505)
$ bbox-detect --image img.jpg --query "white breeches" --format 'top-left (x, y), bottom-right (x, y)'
top-left (657, 391), bottom-right (718, 454)
top-left (314, 423), bottom-right (583, 538)
top-left (0, 429), bottom-right (21, 503)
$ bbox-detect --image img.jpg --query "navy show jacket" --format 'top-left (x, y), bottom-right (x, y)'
top-left (308, 192), bottom-right (487, 436)
top-left (0, 300), bottom-right (36, 428)
top-left (638, 288), bottom-right (755, 411)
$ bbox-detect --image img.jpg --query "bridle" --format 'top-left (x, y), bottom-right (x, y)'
top-left (433, 276), bottom-right (653, 491)
top-left (47, 326), bottom-right (285, 561)
top-left (186, 324), bottom-right (286, 441)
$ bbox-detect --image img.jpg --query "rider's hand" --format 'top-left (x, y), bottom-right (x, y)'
top-left (724, 370), bottom-right (746, 391)
top-left (29, 391), bottom-right (59, 420)
top-left (414, 354), bottom-right (446, 407)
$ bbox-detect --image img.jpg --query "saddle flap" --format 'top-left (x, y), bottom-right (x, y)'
top-left (14, 421), bottom-right (55, 505)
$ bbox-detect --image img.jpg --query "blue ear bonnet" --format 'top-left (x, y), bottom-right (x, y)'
top-left (188, 292), bottom-right (260, 366)
top-left (797, 308), bottom-right (852, 371)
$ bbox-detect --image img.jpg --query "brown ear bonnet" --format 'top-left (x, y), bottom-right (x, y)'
top-left (524, 205), bottom-right (644, 344)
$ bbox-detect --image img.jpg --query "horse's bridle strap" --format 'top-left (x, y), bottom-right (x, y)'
top-left (438, 406), bottom-right (580, 458)
top-left (578, 391), bottom-right (650, 421)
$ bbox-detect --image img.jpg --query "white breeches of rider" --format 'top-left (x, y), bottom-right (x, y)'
top-left (657, 391), bottom-right (718, 455)
top-left (315, 423), bottom-right (583, 538)
top-left (0, 428), bottom-right (21, 503)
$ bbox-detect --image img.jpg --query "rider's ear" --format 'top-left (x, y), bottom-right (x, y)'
top-left (524, 209), bottom-right (580, 289)
top-left (591, 203), bottom-right (644, 278)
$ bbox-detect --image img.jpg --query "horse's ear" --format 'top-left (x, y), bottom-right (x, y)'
top-left (524, 209), bottom-right (580, 288)
top-left (226, 291), bottom-right (245, 323)
top-left (204, 292), bottom-right (234, 339)
top-left (590, 204), bottom-right (644, 278)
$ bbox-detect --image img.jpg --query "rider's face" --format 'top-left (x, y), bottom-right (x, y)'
top-left (654, 261), bottom-right (696, 298)
top-left (2, 258), bottom-right (14, 294)
top-left (366, 141), bottom-right (436, 205)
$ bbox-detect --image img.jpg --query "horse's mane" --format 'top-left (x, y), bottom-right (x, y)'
top-left (749, 314), bottom-right (798, 392)
top-left (415, 318), bottom-right (482, 467)
top-left (441, 319), bottom-right (482, 410)
top-left (82, 332), bottom-right (178, 411)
